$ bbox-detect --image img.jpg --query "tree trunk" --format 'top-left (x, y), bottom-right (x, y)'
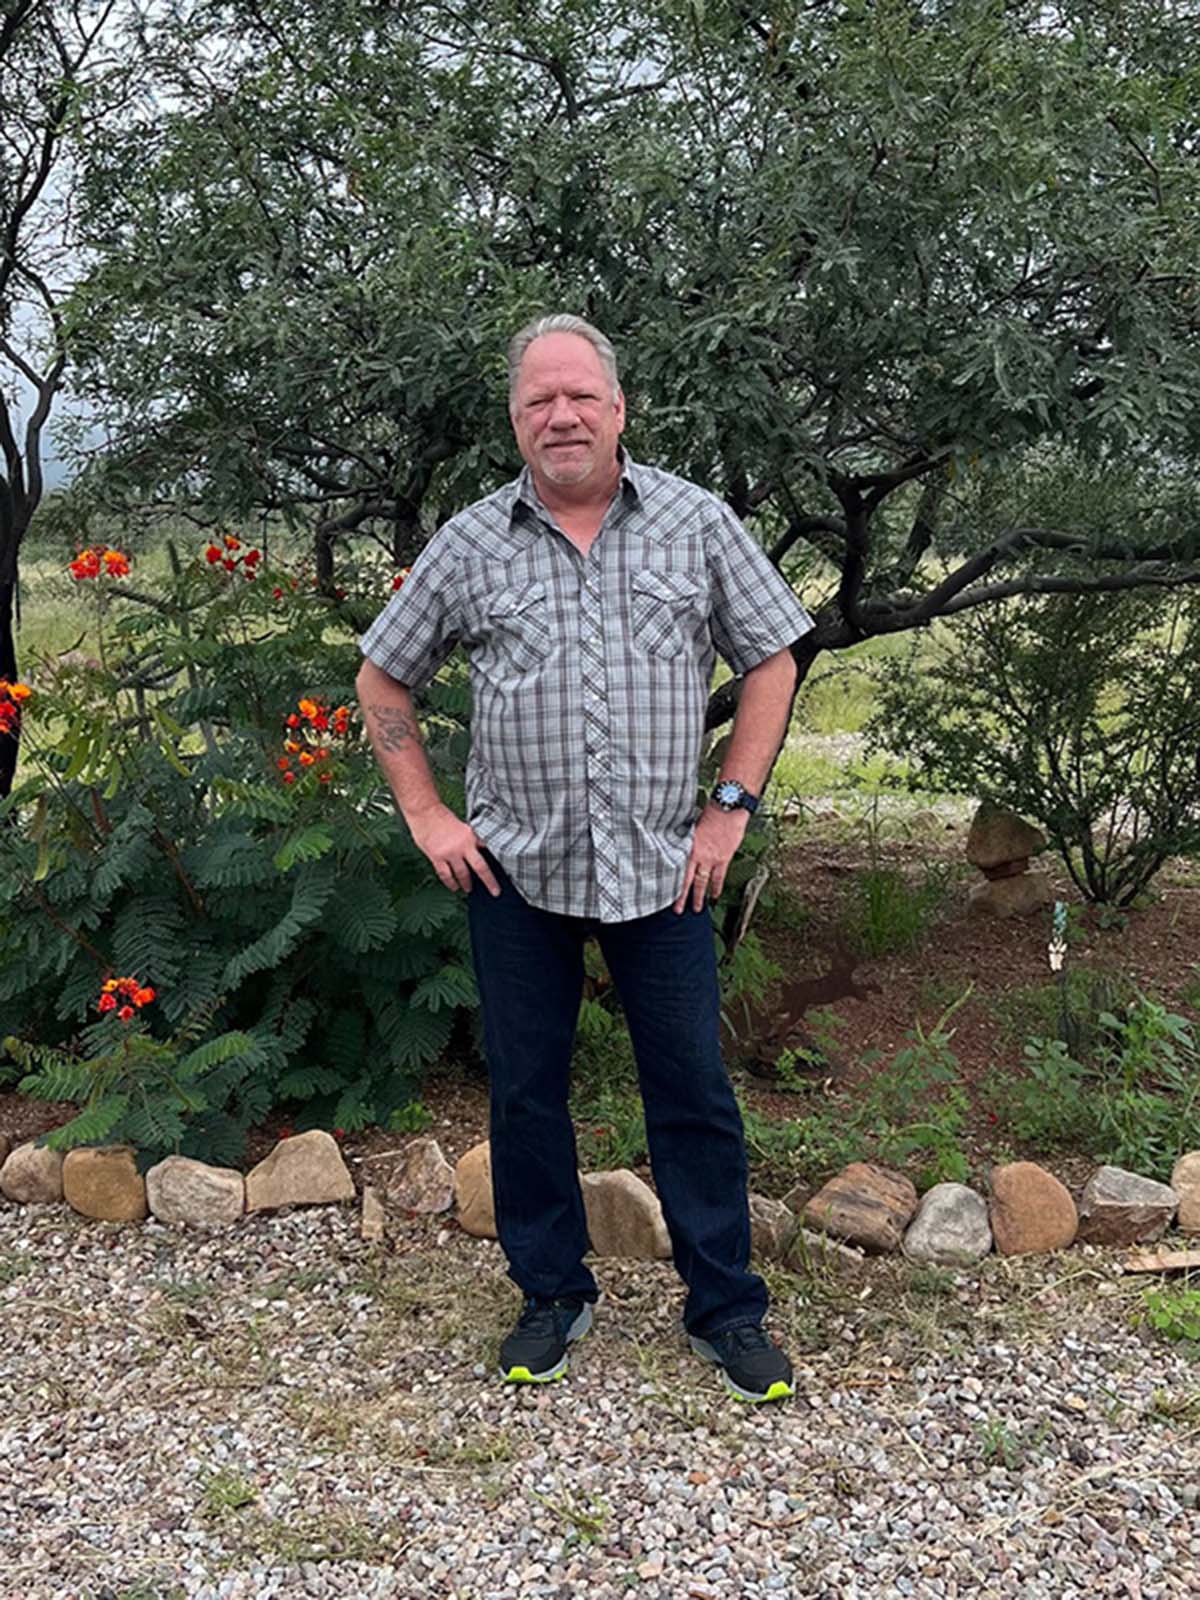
top-left (0, 568), bottom-right (18, 801)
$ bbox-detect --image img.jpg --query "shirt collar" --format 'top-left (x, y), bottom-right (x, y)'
top-left (507, 445), bottom-right (642, 528)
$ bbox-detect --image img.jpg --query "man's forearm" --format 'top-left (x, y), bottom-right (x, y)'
top-left (716, 649), bottom-right (798, 796)
top-left (355, 660), bottom-right (444, 823)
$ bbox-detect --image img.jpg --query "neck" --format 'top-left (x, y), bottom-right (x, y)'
top-left (531, 454), bottom-right (622, 519)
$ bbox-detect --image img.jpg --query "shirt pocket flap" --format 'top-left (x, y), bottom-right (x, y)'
top-left (631, 569), bottom-right (702, 607)
top-left (488, 579), bottom-right (547, 618)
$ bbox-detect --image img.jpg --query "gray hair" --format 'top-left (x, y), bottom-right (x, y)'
top-left (507, 313), bottom-right (620, 403)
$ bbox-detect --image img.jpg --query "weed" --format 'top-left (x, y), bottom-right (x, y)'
top-left (1139, 1285), bottom-right (1200, 1344)
top-left (201, 1468), bottom-right (257, 1516)
top-left (0, 1253), bottom-right (34, 1287)
top-left (855, 991), bottom-right (972, 1192)
top-left (1146, 1388), bottom-right (1200, 1425)
top-left (531, 1486), bottom-right (610, 1544)
top-left (842, 862), bottom-right (950, 959)
top-left (976, 1416), bottom-right (1051, 1470)
top-left (389, 1100), bottom-right (434, 1133)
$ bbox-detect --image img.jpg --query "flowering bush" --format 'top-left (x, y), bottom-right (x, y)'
top-left (69, 545), bottom-right (131, 580)
top-left (0, 679), bottom-right (32, 736)
top-left (1, 537), bottom-right (474, 1165)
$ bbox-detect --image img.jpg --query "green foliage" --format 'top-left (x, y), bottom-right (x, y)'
top-left (1, 546), bottom-right (473, 1164)
top-left (1139, 1286), bottom-right (1200, 1346)
top-left (991, 995), bottom-right (1200, 1178)
top-left (869, 592), bottom-right (1200, 904)
top-left (853, 994), bottom-right (972, 1192)
top-left (388, 1101), bottom-right (434, 1134)
top-left (841, 862), bottom-right (952, 959)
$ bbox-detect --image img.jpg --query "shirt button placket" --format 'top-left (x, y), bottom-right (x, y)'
top-left (580, 560), bottom-right (621, 921)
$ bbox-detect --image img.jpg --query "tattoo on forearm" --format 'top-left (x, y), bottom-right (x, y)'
top-left (366, 703), bottom-right (423, 754)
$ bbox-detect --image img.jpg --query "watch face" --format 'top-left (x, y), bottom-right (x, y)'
top-left (715, 780), bottom-right (742, 809)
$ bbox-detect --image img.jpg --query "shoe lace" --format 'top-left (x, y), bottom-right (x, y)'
top-left (716, 1322), bottom-right (772, 1356)
top-left (516, 1297), bottom-right (579, 1338)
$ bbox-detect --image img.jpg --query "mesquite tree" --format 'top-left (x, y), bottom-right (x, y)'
top-left (56, 0), bottom-right (1200, 721)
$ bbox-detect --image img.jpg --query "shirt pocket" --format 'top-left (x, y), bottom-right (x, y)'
top-left (487, 579), bottom-right (553, 675)
top-left (630, 568), bottom-right (707, 659)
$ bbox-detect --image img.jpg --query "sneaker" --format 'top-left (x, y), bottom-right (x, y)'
top-left (498, 1297), bottom-right (593, 1384)
top-left (689, 1322), bottom-right (794, 1404)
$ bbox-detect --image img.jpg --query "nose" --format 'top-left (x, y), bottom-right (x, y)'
top-left (546, 392), bottom-right (578, 428)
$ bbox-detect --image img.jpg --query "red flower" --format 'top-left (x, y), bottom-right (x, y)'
top-left (205, 544), bottom-right (223, 564)
top-left (117, 1004), bottom-right (135, 1022)
top-left (318, 771), bottom-right (332, 784)
top-left (98, 992), bottom-right (118, 1013)
top-left (334, 1127), bottom-right (345, 1140)
top-left (286, 713), bottom-right (301, 728)
top-left (222, 558), bottom-right (237, 573)
top-left (282, 770), bottom-right (296, 784)
top-left (272, 586), bottom-right (284, 599)
top-left (277, 756), bottom-right (291, 770)
top-left (244, 548), bottom-right (261, 566)
top-left (223, 534), bottom-right (241, 550)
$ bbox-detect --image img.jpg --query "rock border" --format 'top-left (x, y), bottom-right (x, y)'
top-left (1, 1131), bottom-right (1196, 1268)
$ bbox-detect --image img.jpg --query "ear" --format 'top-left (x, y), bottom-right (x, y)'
top-left (614, 386), bottom-right (627, 433)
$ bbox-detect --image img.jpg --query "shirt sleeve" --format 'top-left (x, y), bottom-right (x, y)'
top-left (358, 530), bottom-right (461, 689)
top-left (705, 499), bottom-right (815, 675)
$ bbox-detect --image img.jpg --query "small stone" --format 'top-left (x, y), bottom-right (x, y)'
top-left (1171, 1152), bottom-right (1200, 1236)
top-left (967, 872), bottom-right (1053, 919)
top-left (638, 1559), bottom-right (664, 1580)
top-left (989, 1162), bottom-right (1077, 1255)
top-left (903, 1183), bottom-right (992, 1265)
top-left (1076, 1166), bottom-right (1177, 1245)
top-left (363, 1136), bottom-right (455, 1213)
top-left (965, 801), bottom-right (1046, 871)
top-left (453, 1141), bottom-right (496, 1238)
top-left (581, 1170), bottom-right (671, 1259)
top-left (63, 1145), bottom-right (148, 1222)
top-left (244, 1129), bottom-right (354, 1211)
top-left (361, 1184), bottom-right (386, 1241)
top-left (784, 1227), bottom-right (866, 1270)
top-left (0, 1139), bottom-right (65, 1203)
top-left (802, 1162), bottom-right (918, 1253)
top-left (749, 1194), bottom-right (797, 1261)
top-left (145, 1155), bottom-right (244, 1227)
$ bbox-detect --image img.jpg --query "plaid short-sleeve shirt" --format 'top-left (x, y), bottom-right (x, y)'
top-left (359, 452), bottom-right (814, 922)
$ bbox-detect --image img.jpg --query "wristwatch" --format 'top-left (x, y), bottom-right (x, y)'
top-left (711, 778), bottom-right (759, 815)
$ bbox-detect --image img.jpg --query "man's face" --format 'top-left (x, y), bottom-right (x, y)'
top-left (510, 332), bottom-right (626, 491)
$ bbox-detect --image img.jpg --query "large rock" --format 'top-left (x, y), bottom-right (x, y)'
top-left (802, 1163), bottom-right (918, 1254)
top-left (364, 1136), bottom-right (455, 1213)
top-left (903, 1183), bottom-right (993, 1266)
top-left (63, 1145), bottom-right (148, 1222)
top-left (967, 872), bottom-right (1053, 919)
top-left (581, 1170), bottom-right (672, 1259)
top-left (145, 1155), bottom-right (244, 1227)
top-left (966, 801), bottom-right (1046, 872)
top-left (453, 1140), bottom-right (497, 1237)
top-left (749, 1194), bottom-right (798, 1261)
top-left (1172, 1152), bottom-right (1200, 1236)
top-left (1076, 1165), bottom-right (1178, 1245)
top-left (1, 1140), bottom-right (65, 1204)
top-left (989, 1162), bottom-right (1077, 1255)
top-left (245, 1129), bottom-right (354, 1212)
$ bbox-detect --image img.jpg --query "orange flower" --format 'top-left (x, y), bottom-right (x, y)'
top-left (101, 978), bottom-right (120, 994)
top-left (223, 534), bottom-right (242, 550)
top-left (297, 698), bottom-right (319, 719)
top-left (277, 756), bottom-right (291, 770)
top-left (101, 549), bottom-right (130, 576)
top-left (134, 986), bottom-right (156, 1006)
top-left (284, 740), bottom-right (301, 754)
top-left (298, 751), bottom-right (315, 767)
top-left (8, 683), bottom-right (31, 702)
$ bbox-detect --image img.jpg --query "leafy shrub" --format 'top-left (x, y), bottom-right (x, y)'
top-left (991, 994), bottom-right (1200, 1179)
top-left (1, 540), bottom-right (474, 1165)
top-left (868, 591), bottom-right (1200, 904)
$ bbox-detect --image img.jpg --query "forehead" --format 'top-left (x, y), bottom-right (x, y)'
top-left (515, 332), bottom-right (610, 395)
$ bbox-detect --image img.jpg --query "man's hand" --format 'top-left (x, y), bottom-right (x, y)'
top-left (408, 803), bottom-right (502, 896)
top-left (673, 805), bottom-right (750, 914)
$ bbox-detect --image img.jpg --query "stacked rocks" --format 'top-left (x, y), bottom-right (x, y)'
top-left (965, 799), bottom-right (1053, 917)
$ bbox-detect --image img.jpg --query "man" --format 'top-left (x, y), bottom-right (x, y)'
top-left (356, 314), bottom-right (814, 1404)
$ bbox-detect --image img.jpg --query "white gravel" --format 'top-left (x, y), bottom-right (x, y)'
top-left (2, 1201), bottom-right (1199, 1599)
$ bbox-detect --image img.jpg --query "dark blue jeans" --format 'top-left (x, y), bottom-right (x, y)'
top-left (466, 852), bottom-right (768, 1339)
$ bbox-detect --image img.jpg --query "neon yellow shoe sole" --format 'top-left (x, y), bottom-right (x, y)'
top-left (689, 1332), bottom-right (795, 1404)
top-left (498, 1303), bottom-right (592, 1383)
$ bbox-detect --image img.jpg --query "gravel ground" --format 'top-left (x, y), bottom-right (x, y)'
top-left (2, 1201), bottom-right (1199, 1600)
